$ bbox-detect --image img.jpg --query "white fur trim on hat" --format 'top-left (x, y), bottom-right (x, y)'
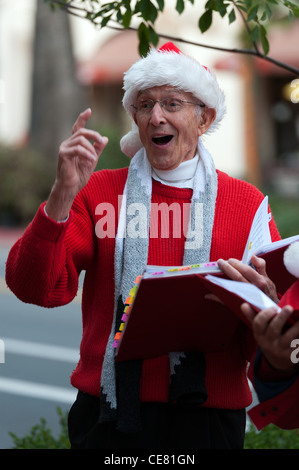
top-left (120, 121), bottom-right (142, 158)
top-left (284, 241), bottom-right (299, 278)
top-left (120, 42), bottom-right (226, 157)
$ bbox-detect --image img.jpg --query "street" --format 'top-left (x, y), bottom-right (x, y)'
top-left (0, 243), bottom-right (83, 449)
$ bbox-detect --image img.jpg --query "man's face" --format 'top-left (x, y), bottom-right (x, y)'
top-left (133, 86), bottom-right (215, 171)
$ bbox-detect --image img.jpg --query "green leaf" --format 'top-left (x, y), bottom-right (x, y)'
top-left (288, 9), bottom-right (294, 19)
top-left (216, 0), bottom-right (228, 18)
top-left (91, 2), bottom-right (117, 20)
top-left (260, 10), bottom-right (267, 21)
top-left (199, 9), bottom-right (213, 33)
top-left (228, 8), bottom-right (236, 24)
top-left (136, 0), bottom-right (158, 23)
top-left (116, 8), bottom-right (122, 22)
top-left (156, 0), bottom-right (164, 11)
top-left (148, 25), bottom-right (159, 46)
top-left (138, 22), bottom-right (150, 57)
top-left (247, 4), bottom-right (259, 22)
top-left (259, 25), bottom-right (269, 55)
top-left (265, 3), bottom-right (272, 20)
top-left (250, 24), bottom-right (260, 43)
top-left (235, 4), bottom-right (248, 14)
top-left (176, 0), bottom-right (185, 14)
top-left (122, 9), bottom-right (132, 28)
top-left (284, 0), bottom-right (299, 13)
top-left (101, 14), bottom-right (112, 27)
top-left (205, 0), bottom-right (216, 10)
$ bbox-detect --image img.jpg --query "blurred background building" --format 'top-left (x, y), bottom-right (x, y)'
top-left (0, 0), bottom-right (299, 226)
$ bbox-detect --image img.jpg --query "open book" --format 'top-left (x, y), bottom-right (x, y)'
top-left (114, 271), bottom-right (241, 361)
top-left (113, 197), bottom-right (299, 361)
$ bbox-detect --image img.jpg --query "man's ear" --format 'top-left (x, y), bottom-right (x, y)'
top-left (198, 107), bottom-right (216, 136)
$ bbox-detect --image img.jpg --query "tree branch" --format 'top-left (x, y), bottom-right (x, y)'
top-left (49, 0), bottom-right (299, 76)
top-left (232, 0), bottom-right (261, 54)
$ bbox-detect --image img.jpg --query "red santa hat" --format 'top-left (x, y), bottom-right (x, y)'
top-left (279, 241), bottom-right (299, 310)
top-left (120, 42), bottom-right (226, 157)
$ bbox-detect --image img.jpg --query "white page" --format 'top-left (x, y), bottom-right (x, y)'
top-left (143, 263), bottom-right (221, 279)
top-left (206, 275), bottom-right (281, 313)
top-left (242, 196), bottom-right (272, 264)
top-left (255, 233), bottom-right (299, 256)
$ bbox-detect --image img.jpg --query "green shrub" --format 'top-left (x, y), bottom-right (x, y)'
top-left (244, 422), bottom-right (299, 449)
top-left (94, 125), bottom-right (130, 171)
top-left (0, 146), bottom-right (56, 226)
top-left (9, 407), bottom-right (70, 449)
top-left (0, 127), bottom-right (129, 227)
top-left (266, 191), bottom-right (299, 239)
top-left (8, 407), bottom-right (299, 449)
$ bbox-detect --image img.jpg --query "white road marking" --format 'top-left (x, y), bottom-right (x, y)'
top-left (0, 377), bottom-right (77, 403)
top-left (0, 278), bottom-right (10, 294)
top-left (1, 337), bottom-right (79, 363)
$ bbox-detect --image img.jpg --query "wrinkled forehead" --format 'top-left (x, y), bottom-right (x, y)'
top-left (137, 85), bottom-right (196, 100)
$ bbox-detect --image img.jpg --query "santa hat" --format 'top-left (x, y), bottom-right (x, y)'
top-left (279, 241), bottom-right (299, 310)
top-left (120, 42), bottom-right (226, 157)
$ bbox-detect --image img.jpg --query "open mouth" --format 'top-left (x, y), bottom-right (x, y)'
top-left (152, 135), bottom-right (173, 146)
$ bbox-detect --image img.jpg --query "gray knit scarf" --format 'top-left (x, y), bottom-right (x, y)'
top-left (99, 138), bottom-right (218, 432)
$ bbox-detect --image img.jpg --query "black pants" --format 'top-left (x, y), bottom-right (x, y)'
top-left (68, 391), bottom-right (246, 449)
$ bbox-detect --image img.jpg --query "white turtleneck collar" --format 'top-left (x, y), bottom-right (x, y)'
top-left (151, 154), bottom-right (199, 189)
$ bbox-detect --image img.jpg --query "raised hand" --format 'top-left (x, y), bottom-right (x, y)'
top-left (45, 109), bottom-right (108, 221)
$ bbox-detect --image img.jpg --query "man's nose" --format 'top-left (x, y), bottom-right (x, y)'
top-left (149, 102), bottom-right (167, 125)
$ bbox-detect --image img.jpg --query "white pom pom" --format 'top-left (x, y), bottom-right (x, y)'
top-left (283, 241), bottom-right (299, 278)
top-left (120, 121), bottom-right (143, 158)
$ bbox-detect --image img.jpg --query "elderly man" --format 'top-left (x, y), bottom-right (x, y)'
top-left (6, 42), bottom-right (299, 449)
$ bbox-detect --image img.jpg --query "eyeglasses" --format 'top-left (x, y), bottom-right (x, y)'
top-left (130, 97), bottom-right (205, 114)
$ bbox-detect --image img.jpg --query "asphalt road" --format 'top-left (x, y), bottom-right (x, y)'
top-left (0, 245), bottom-right (83, 449)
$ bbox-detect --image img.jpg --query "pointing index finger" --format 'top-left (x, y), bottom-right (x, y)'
top-left (72, 108), bottom-right (92, 134)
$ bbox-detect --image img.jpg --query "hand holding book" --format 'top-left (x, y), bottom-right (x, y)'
top-left (240, 303), bottom-right (299, 377)
top-left (217, 255), bottom-right (279, 304)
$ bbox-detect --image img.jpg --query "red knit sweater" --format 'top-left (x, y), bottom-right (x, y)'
top-left (6, 168), bottom-right (281, 410)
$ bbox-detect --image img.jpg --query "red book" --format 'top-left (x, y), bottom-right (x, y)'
top-left (252, 236), bottom-right (299, 294)
top-left (114, 267), bottom-right (299, 363)
top-left (114, 267), bottom-right (240, 362)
